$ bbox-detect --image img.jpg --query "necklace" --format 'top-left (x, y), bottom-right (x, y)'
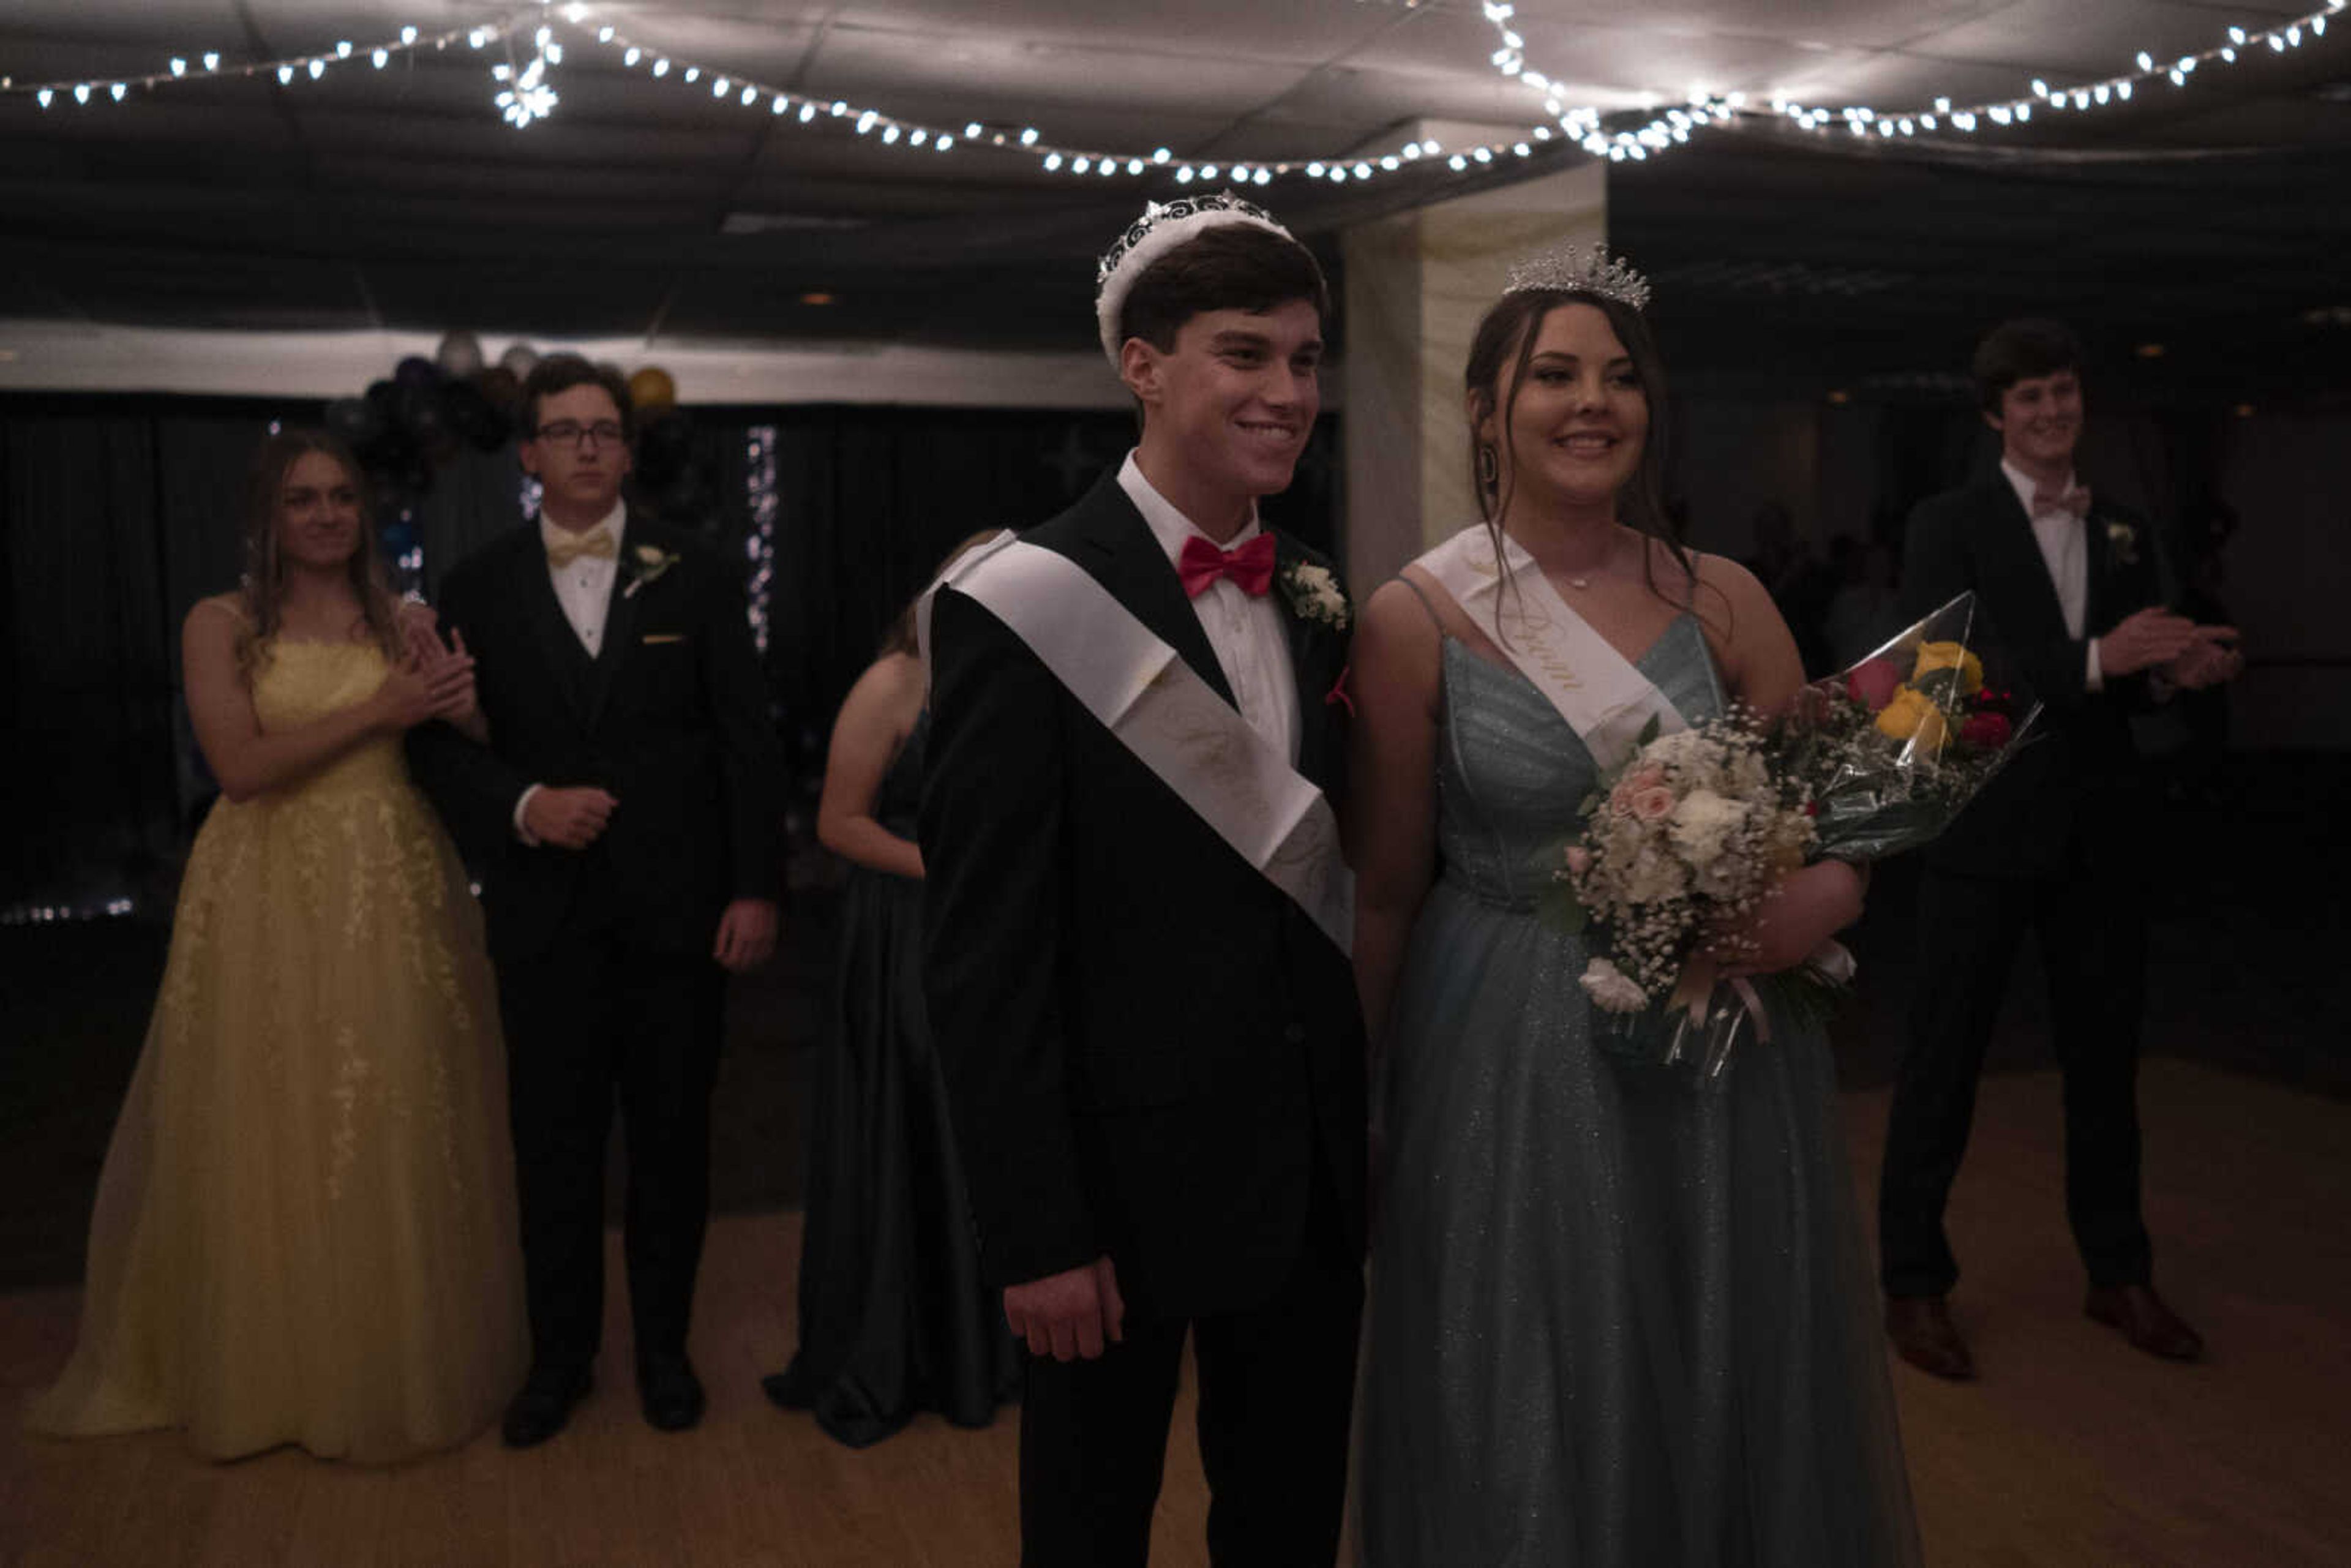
top-left (1565, 575), bottom-right (1591, 590)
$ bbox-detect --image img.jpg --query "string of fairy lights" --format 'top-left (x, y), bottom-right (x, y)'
top-left (4, 0), bottom-right (2343, 180)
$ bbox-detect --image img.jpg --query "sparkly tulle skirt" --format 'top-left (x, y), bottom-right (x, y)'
top-left (1356, 632), bottom-right (1919, 1567)
top-left (23, 642), bottom-right (525, 1462)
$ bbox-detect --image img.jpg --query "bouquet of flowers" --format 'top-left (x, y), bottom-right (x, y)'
top-left (1548, 590), bottom-right (2038, 1082)
top-left (1783, 590), bottom-right (2042, 863)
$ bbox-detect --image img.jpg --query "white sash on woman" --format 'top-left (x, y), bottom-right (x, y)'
top-left (1414, 524), bottom-right (1687, 771)
top-left (918, 531), bottom-right (1352, 956)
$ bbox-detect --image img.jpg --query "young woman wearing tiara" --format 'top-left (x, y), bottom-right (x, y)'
top-left (1348, 253), bottom-right (1921, 1564)
top-left (24, 429), bottom-right (525, 1462)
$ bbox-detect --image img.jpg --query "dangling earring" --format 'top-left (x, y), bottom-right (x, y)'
top-left (1476, 444), bottom-right (1499, 492)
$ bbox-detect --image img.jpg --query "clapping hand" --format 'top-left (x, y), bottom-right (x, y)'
top-left (373, 647), bottom-right (479, 732)
top-left (2162, 625), bottom-right (2244, 690)
top-left (400, 613), bottom-right (483, 733)
top-left (2096, 607), bottom-right (2204, 678)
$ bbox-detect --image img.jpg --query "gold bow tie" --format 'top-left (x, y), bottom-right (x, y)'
top-left (546, 527), bottom-right (618, 566)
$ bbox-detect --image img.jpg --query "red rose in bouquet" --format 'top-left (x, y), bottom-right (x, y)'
top-left (1845, 656), bottom-right (1905, 712)
top-left (1959, 710), bottom-right (2013, 751)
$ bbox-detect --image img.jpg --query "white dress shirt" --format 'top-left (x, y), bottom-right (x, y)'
top-left (1118, 451), bottom-right (1300, 765)
top-left (2001, 458), bottom-right (2104, 692)
top-left (543, 500), bottom-right (626, 655)
top-left (514, 501), bottom-right (627, 839)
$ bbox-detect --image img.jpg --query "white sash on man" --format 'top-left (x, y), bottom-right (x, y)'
top-left (1415, 524), bottom-right (1687, 772)
top-left (918, 531), bottom-right (1353, 956)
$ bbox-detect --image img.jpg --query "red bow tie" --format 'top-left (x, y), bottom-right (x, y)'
top-left (2032, 482), bottom-right (2091, 521)
top-left (1178, 533), bottom-right (1277, 599)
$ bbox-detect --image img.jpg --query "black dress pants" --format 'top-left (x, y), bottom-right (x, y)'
top-left (498, 921), bottom-right (726, 1380)
top-left (1878, 862), bottom-right (2153, 1298)
top-left (1015, 1166), bottom-right (1363, 1568)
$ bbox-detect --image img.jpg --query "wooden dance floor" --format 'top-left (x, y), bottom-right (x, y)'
top-left (4, 1057), bottom-right (2345, 1567)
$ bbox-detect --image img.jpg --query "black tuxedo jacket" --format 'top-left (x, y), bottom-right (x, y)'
top-left (1900, 472), bottom-right (2162, 879)
top-left (406, 515), bottom-right (785, 962)
top-left (918, 470), bottom-right (1365, 1322)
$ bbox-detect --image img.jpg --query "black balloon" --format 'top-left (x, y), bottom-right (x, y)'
top-left (634, 408), bottom-right (694, 492)
top-left (477, 365), bottom-right (523, 414)
top-left (444, 377), bottom-right (512, 452)
top-left (324, 396), bottom-right (383, 449)
top-left (397, 378), bottom-right (447, 443)
top-left (394, 354), bottom-right (442, 391)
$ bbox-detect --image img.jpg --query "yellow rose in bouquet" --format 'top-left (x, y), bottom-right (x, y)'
top-left (1911, 640), bottom-right (1984, 694)
top-left (1873, 685), bottom-right (1949, 756)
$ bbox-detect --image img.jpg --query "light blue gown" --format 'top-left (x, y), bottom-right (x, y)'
top-left (1359, 612), bottom-right (1922, 1567)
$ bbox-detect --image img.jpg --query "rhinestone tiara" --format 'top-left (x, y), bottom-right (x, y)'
top-left (1503, 244), bottom-right (1652, 312)
top-left (1093, 192), bottom-right (1295, 367)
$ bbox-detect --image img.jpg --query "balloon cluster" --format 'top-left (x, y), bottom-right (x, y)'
top-left (324, 334), bottom-right (704, 569)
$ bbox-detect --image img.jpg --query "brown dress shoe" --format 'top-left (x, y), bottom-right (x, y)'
top-left (2085, 1284), bottom-right (2205, 1361)
top-left (1886, 1295), bottom-right (1974, 1381)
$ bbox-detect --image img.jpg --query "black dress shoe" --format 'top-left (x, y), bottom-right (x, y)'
top-left (501, 1367), bottom-right (592, 1449)
top-left (2086, 1283), bottom-right (2205, 1362)
top-left (637, 1354), bottom-right (706, 1432)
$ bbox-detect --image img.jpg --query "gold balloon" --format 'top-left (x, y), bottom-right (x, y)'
top-left (628, 366), bottom-right (678, 411)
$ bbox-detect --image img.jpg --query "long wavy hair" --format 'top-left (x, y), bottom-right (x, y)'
top-left (234, 429), bottom-right (404, 681)
top-left (1463, 287), bottom-right (1722, 634)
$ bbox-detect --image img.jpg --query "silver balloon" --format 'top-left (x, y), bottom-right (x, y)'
top-left (435, 329), bottom-right (486, 378)
top-left (499, 342), bottom-right (541, 378)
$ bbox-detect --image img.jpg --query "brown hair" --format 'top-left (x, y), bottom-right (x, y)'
top-left (233, 429), bottom-right (404, 681)
top-left (1463, 287), bottom-right (1718, 632)
top-left (883, 530), bottom-right (1008, 657)
top-left (1971, 316), bottom-right (2083, 416)
top-left (1117, 223), bottom-right (1330, 358)
top-left (1115, 224), bottom-right (1329, 428)
top-left (521, 353), bottom-right (637, 441)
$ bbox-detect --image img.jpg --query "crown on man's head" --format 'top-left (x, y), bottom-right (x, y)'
top-left (1502, 244), bottom-right (1652, 312)
top-left (1092, 192), bottom-right (1296, 367)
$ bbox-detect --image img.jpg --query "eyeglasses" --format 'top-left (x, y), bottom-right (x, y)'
top-left (535, 419), bottom-right (628, 448)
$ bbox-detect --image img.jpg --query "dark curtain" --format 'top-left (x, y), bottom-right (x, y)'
top-left (1, 397), bottom-right (298, 906)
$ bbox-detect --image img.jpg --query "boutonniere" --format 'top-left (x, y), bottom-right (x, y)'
top-left (1278, 559), bottom-right (1351, 631)
top-left (2103, 519), bottom-right (2139, 567)
top-left (623, 542), bottom-right (679, 599)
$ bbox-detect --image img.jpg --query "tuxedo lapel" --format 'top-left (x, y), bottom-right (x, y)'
top-left (2080, 500), bottom-right (2112, 633)
top-left (1063, 471), bottom-right (1239, 710)
top-left (514, 532), bottom-right (597, 719)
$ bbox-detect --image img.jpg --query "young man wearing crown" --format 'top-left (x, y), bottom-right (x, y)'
top-left (918, 195), bottom-right (1364, 1567)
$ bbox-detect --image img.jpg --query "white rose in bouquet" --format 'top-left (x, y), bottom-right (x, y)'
top-left (1579, 957), bottom-right (1649, 1013)
top-left (1667, 787), bottom-right (1748, 868)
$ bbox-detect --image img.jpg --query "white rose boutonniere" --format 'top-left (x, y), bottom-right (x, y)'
top-left (624, 542), bottom-right (680, 599)
top-left (1278, 560), bottom-right (1351, 631)
top-left (2104, 519), bottom-right (2139, 567)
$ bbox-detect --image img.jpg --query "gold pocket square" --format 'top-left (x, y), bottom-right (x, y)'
top-left (641, 632), bottom-right (686, 645)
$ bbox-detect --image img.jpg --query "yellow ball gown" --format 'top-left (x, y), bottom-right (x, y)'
top-left (24, 637), bottom-right (526, 1461)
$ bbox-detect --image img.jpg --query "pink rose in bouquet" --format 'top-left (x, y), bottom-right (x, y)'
top-left (1630, 786), bottom-right (1677, 823)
